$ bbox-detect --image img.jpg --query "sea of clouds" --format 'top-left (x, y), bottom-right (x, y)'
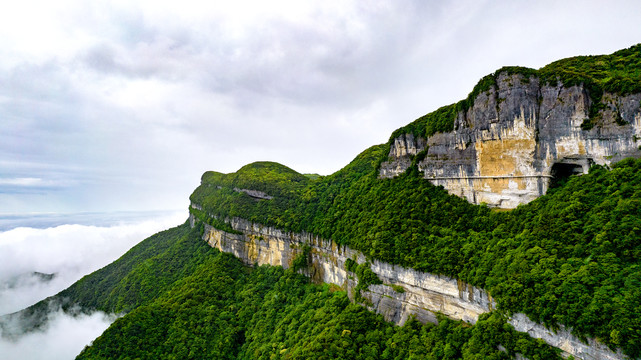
top-left (0, 210), bottom-right (186, 359)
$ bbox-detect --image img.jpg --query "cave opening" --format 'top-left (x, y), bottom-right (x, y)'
top-left (549, 162), bottom-right (585, 188)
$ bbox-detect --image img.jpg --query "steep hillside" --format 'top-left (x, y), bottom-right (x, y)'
top-left (185, 45), bottom-right (641, 358)
top-left (390, 43), bottom-right (641, 142)
top-left (75, 254), bottom-right (558, 360)
top-left (190, 150), bottom-right (641, 358)
top-left (0, 223), bottom-right (205, 335)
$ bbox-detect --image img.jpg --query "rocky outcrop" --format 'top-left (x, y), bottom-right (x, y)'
top-left (232, 187), bottom-right (273, 200)
top-left (191, 208), bottom-right (624, 359)
top-left (197, 214), bottom-right (492, 325)
top-left (380, 73), bottom-right (641, 208)
top-left (509, 313), bottom-right (625, 360)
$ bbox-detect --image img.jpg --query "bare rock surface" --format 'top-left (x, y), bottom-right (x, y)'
top-left (380, 73), bottom-right (641, 208)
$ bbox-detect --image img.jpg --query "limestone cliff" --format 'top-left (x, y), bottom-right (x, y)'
top-left (190, 208), bottom-right (624, 360)
top-left (380, 72), bottom-right (641, 208)
top-left (191, 213), bottom-right (492, 325)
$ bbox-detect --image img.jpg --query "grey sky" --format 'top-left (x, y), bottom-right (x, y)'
top-left (2, 0), bottom-right (641, 213)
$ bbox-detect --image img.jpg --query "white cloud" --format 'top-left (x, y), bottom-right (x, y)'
top-left (0, 212), bottom-right (186, 358)
top-left (0, 178), bottom-right (43, 186)
top-left (0, 211), bottom-right (186, 315)
top-left (0, 309), bottom-right (115, 360)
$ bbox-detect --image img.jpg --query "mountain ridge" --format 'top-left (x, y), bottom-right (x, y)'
top-left (186, 44), bottom-right (641, 358)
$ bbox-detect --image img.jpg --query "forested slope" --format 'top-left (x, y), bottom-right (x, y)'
top-left (76, 250), bottom-right (558, 359)
top-left (183, 44), bottom-right (641, 358)
top-left (190, 150), bottom-right (641, 357)
top-left (1, 223), bottom-right (204, 334)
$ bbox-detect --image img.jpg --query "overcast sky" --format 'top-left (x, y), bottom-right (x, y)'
top-left (2, 0), bottom-right (641, 214)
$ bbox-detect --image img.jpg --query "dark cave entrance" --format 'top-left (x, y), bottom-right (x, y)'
top-left (549, 162), bottom-right (586, 188)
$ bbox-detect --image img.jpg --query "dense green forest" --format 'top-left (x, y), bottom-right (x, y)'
top-left (1, 223), bottom-right (205, 335)
top-left (71, 226), bottom-right (559, 359)
top-left (190, 150), bottom-right (641, 357)
top-left (186, 44), bottom-right (641, 358)
top-left (5, 220), bottom-right (559, 359)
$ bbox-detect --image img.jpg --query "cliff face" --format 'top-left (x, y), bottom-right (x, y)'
top-left (380, 73), bottom-right (641, 208)
top-left (193, 214), bottom-right (492, 325)
top-left (190, 210), bottom-right (624, 360)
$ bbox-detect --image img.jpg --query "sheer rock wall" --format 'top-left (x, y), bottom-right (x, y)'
top-left (380, 73), bottom-right (641, 208)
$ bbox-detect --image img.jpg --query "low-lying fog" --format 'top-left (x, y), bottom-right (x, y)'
top-left (0, 211), bottom-right (185, 359)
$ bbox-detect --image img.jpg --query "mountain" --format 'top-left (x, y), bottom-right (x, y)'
top-left (3, 44), bottom-right (641, 360)
top-left (381, 44), bottom-right (641, 208)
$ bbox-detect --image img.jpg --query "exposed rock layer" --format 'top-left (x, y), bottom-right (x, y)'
top-left (190, 210), bottom-right (624, 359)
top-left (509, 314), bottom-right (625, 360)
top-left (380, 74), bottom-right (641, 208)
top-left (194, 214), bottom-right (492, 325)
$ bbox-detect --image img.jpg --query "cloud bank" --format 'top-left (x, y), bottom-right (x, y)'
top-left (0, 309), bottom-right (115, 360)
top-left (0, 211), bottom-right (185, 315)
top-left (0, 211), bottom-right (185, 359)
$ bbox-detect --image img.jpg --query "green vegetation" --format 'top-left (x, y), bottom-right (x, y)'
top-left (2, 223), bottom-right (200, 333)
top-left (352, 262), bottom-right (383, 302)
top-left (201, 161), bottom-right (311, 200)
top-left (76, 252), bottom-right (559, 359)
top-left (291, 244), bottom-right (311, 272)
top-left (354, 262), bottom-right (382, 288)
top-left (59, 223), bottom-right (213, 314)
top-left (392, 43), bottom-right (641, 139)
top-left (192, 161), bottom-right (312, 230)
top-left (188, 45), bottom-right (641, 351)
top-left (5, 215), bottom-right (558, 359)
top-left (390, 103), bottom-right (458, 140)
top-left (345, 258), bottom-right (387, 301)
top-left (538, 44), bottom-right (641, 96)
top-left (189, 207), bottom-right (242, 234)
top-left (190, 147), bottom-right (641, 357)
top-left (344, 258), bottom-right (357, 273)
